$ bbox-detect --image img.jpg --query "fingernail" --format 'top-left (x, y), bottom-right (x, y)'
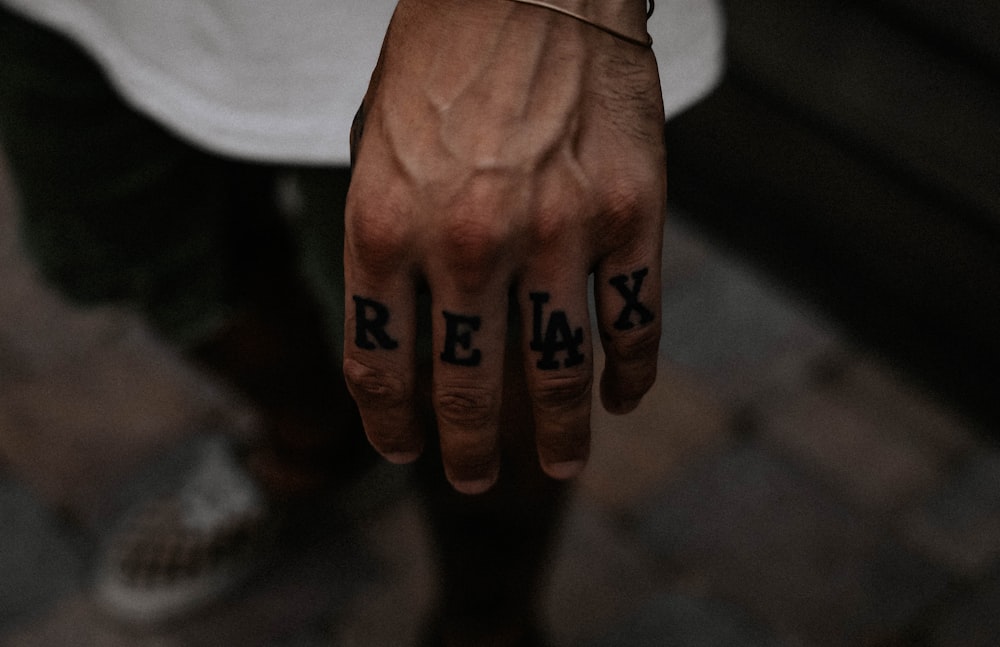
top-left (383, 450), bottom-right (421, 465)
top-left (452, 477), bottom-right (497, 496)
top-left (600, 376), bottom-right (644, 415)
top-left (544, 460), bottom-right (586, 480)
top-left (608, 397), bottom-right (642, 415)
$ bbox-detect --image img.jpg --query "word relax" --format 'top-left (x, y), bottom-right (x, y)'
top-left (353, 269), bottom-right (653, 370)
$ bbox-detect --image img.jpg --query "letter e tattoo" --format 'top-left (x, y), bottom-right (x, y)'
top-left (441, 311), bottom-right (482, 366)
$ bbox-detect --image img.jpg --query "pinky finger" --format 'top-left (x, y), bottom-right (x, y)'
top-left (595, 261), bottom-right (662, 415)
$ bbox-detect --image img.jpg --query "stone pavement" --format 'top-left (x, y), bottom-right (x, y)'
top-left (2, 151), bottom-right (999, 646)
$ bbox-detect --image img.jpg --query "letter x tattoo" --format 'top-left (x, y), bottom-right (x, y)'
top-left (609, 268), bottom-right (655, 330)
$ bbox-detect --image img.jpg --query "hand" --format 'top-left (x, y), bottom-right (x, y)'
top-left (343, 0), bottom-right (666, 494)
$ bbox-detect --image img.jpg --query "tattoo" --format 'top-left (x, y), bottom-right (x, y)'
top-left (529, 292), bottom-right (585, 370)
top-left (440, 311), bottom-right (482, 367)
top-left (353, 295), bottom-right (399, 350)
top-left (609, 268), bottom-right (655, 331)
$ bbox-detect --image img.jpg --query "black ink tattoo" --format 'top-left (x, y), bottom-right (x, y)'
top-left (353, 295), bottom-right (399, 350)
top-left (529, 292), bottom-right (585, 370)
top-left (440, 311), bottom-right (482, 367)
top-left (609, 268), bottom-right (655, 331)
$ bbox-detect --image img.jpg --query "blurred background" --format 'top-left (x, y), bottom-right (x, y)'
top-left (667, 0), bottom-right (1000, 429)
top-left (2, 0), bottom-right (999, 645)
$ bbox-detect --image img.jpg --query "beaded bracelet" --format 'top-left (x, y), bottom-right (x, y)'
top-left (505, 0), bottom-right (654, 48)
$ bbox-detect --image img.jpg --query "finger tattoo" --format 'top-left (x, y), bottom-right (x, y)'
top-left (609, 268), bottom-right (655, 331)
top-left (353, 295), bottom-right (400, 350)
top-left (440, 311), bottom-right (483, 367)
top-left (529, 292), bottom-right (585, 370)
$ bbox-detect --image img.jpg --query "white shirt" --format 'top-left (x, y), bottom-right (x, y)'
top-left (2, 0), bottom-right (724, 164)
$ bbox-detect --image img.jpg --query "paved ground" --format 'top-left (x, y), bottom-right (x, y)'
top-left (1, 150), bottom-right (999, 646)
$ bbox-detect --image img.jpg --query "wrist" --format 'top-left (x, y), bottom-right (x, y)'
top-left (503, 0), bottom-right (652, 47)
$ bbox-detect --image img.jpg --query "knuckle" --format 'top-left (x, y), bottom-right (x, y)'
top-left (528, 207), bottom-right (574, 248)
top-left (597, 182), bottom-right (658, 245)
top-left (346, 199), bottom-right (413, 272)
top-left (441, 216), bottom-right (507, 271)
top-left (342, 357), bottom-right (409, 409)
top-left (434, 384), bottom-right (498, 429)
top-left (532, 370), bottom-right (594, 413)
top-left (603, 182), bottom-right (645, 219)
top-left (609, 197), bottom-right (644, 224)
top-left (604, 192), bottom-right (642, 233)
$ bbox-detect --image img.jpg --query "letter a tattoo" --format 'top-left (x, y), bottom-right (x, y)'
top-left (609, 268), bottom-right (655, 331)
top-left (353, 295), bottom-right (399, 350)
top-left (530, 292), bottom-right (584, 370)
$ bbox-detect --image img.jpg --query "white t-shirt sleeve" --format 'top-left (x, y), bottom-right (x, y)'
top-left (1, 0), bottom-right (724, 164)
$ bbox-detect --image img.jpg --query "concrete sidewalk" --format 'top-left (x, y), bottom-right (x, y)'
top-left (2, 152), bottom-right (998, 646)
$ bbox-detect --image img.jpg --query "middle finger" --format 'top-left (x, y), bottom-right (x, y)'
top-left (429, 269), bottom-right (510, 495)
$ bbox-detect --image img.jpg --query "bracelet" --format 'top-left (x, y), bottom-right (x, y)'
top-left (506, 0), bottom-right (654, 48)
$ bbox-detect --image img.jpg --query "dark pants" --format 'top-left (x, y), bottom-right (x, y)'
top-left (0, 6), bottom-right (349, 350)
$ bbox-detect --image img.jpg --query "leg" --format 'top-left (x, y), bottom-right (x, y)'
top-left (0, 6), bottom-right (368, 497)
top-left (416, 334), bottom-right (570, 646)
top-left (0, 8), bottom-right (242, 347)
top-left (0, 8), bottom-right (369, 621)
top-left (187, 167), bottom-right (373, 497)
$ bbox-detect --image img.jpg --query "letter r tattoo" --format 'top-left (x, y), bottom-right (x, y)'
top-left (609, 268), bottom-right (655, 331)
top-left (353, 295), bottom-right (399, 350)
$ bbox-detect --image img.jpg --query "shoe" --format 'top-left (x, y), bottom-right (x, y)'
top-left (91, 435), bottom-right (277, 624)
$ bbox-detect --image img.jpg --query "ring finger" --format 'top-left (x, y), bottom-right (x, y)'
top-left (519, 258), bottom-right (594, 480)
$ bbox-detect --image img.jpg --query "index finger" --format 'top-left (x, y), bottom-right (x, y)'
top-left (342, 246), bottom-right (424, 463)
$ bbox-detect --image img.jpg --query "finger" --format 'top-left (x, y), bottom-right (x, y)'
top-left (342, 251), bottom-right (423, 463)
top-left (594, 224), bottom-right (663, 415)
top-left (429, 275), bottom-right (509, 495)
top-left (520, 264), bottom-right (593, 481)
